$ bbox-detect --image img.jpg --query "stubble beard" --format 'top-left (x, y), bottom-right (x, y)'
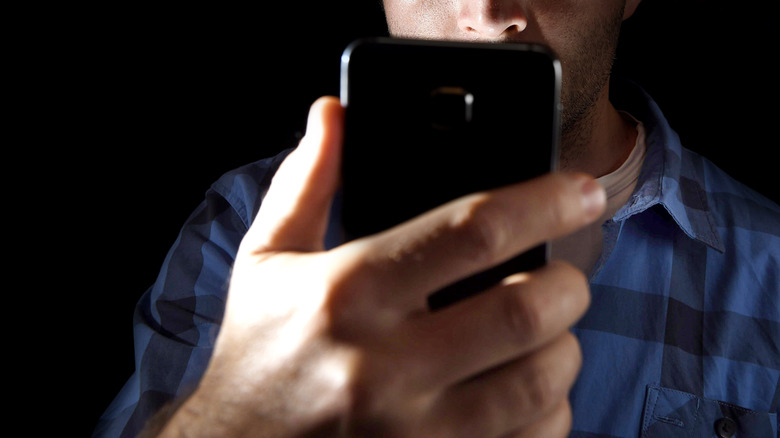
top-left (557, 6), bottom-right (626, 171)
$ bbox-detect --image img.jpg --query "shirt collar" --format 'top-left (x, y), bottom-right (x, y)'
top-left (609, 78), bottom-right (725, 253)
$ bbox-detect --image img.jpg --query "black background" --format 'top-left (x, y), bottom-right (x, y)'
top-left (21, 1), bottom-right (776, 435)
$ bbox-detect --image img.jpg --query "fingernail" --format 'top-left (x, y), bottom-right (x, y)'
top-left (580, 178), bottom-right (606, 217)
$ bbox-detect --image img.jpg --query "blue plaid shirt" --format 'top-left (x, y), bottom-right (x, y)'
top-left (94, 80), bottom-right (780, 437)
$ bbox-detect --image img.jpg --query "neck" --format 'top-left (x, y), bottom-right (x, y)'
top-left (558, 80), bottom-right (637, 178)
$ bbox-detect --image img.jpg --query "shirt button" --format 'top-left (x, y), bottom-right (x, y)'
top-left (714, 417), bottom-right (737, 438)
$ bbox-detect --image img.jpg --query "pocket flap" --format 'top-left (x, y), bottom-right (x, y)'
top-left (641, 385), bottom-right (777, 437)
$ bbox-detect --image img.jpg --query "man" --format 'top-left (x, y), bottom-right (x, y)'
top-left (95, 0), bottom-right (780, 436)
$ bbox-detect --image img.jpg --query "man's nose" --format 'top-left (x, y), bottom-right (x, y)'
top-left (457, 0), bottom-right (527, 39)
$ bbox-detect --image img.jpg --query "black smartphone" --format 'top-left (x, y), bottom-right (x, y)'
top-left (339, 37), bottom-right (561, 310)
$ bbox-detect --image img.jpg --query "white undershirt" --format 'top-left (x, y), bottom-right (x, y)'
top-left (550, 114), bottom-right (646, 276)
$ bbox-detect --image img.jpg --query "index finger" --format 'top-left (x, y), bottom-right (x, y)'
top-left (333, 172), bottom-right (605, 311)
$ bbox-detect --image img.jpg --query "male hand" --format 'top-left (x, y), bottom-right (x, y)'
top-left (158, 96), bottom-right (606, 437)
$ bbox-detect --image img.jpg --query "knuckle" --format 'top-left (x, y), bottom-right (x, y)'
top-left (499, 262), bottom-right (592, 348)
top-left (503, 284), bottom-right (547, 344)
top-left (540, 174), bottom-right (579, 229)
top-left (526, 361), bottom-right (566, 411)
top-left (318, 251), bottom-right (388, 339)
top-left (462, 395), bottom-right (507, 437)
top-left (548, 258), bottom-right (587, 283)
top-left (345, 358), bottom-right (432, 437)
top-left (543, 193), bottom-right (567, 229)
top-left (544, 260), bottom-right (592, 314)
top-left (449, 195), bottom-right (507, 265)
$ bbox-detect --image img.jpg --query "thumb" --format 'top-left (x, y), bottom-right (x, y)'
top-left (246, 96), bottom-right (344, 254)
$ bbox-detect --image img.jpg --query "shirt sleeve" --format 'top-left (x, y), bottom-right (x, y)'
top-left (92, 150), bottom-right (291, 437)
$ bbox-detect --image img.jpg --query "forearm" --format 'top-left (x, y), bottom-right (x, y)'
top-left (137, 393), bottom-right (192, 438)
top-left (153, 398), bottom-right (231, 438)
top-left (139, 389), bottom-right (245, 438)
top-left (145, 380), bottom-right (326, 438)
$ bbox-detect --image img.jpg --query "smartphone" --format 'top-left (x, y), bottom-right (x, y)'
top-left (339, 37), bottom-right (561, 310)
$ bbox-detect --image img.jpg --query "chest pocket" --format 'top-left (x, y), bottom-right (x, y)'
top-left (641, 385), bottom-right (777, 437)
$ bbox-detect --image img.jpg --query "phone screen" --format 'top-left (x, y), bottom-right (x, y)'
top-left (340, 38), bottom-right (561, 309)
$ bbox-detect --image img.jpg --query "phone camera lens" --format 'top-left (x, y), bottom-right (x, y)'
top-left (428, 86), bottom-right (474, 130)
